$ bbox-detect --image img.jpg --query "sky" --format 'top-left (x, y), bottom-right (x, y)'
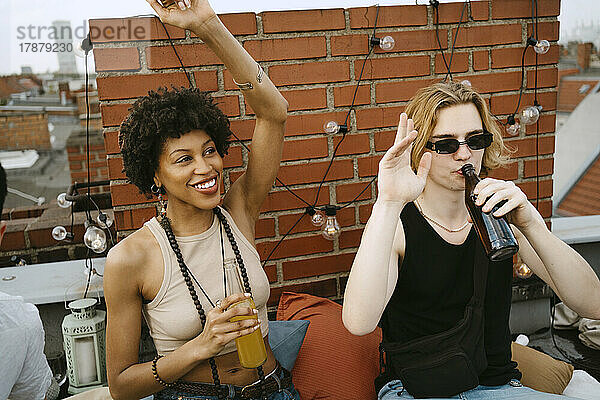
top-left (1, 0), bottom-right (598, 75)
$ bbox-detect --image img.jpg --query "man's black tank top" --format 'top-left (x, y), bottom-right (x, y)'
top-left (380, 202), bottom-right (521, 385)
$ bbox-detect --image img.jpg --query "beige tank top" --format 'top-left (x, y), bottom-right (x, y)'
top-left (142, 206), bottom-right (270, 356)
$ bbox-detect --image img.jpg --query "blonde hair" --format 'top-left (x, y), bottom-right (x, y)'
top-left (404, 81), bottom-right (512, 176)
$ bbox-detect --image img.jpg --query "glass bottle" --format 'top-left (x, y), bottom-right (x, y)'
top-left (462, 164), bottom-right (519, 261)
top-left (224, 259), bottom-right (267, 368)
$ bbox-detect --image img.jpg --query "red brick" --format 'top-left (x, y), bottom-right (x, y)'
top-left (256, 218), bottom-right (275, 239)
top-left (280, 88), bottom-right (327, 112)
top-left (491, 45), bottom-right (559, 69)
top-left (437, 1), bottom-right (471, 23)
top-left (487, 162), bottom-right (518, 180)
top-left (285, 112), bottom-right (347, 137)
top-left (114, 207), bottom-right (157, 231)
top-left (223, 146), bottom-right (243, 169)
top-left (517, 179), bottom-right (553, 200)
top-left (214, 95), bottom-right (240, 117)
top-left (244, 37), bottom-right (326, 61)
top-left (505, 136), bottom-right (555, 158)
top-left (0, 230), bottom-right (26, 251)
top-left (283, 252), bottom-right (356, 280)
top-left (527, 68), bottom-right (558, 89)
top-left (217, 13), bottom-right (258, 35)
top-left (357, 155), bottom-right (383, 178)
top-left (525, 114), bottom-right (556, 135)
top-left (146, 43), bottom-right (221, 70)
top-left (105, 157), bottom-right (124, 180)
top-left (281, 137), bottom-right (328, 162)
top-left (269, 61), bottom-right (350, 86)
top-left (435, 52), bottom-right (469, 74)
top-left (257, 234), bottom-right (333, 261)
top-left (276, 160), bottom-right (354, 186)
top-left (527, 21), bottom-right (560, 42)
top-left (277, 207), bottom-right (354, 236)
top-left (261, 187), bottom-right (330, 213)
top-left (374, 129), bottom-right (397, 152)
top-left (94, 48), bottom-right (140, 72)
top-left (110, 183), bottom-right (154, 207)
top-left (349, 5), bottom-right (427, 28)
top-left (336, 181), bottom-right (373, 203)
top-left (27, 228), bottom-right (57, 248)
top-left (261, 9), bottom-right (345, 33)
top-left (524, 157), bottom-right (554, 178)
top-left (376, 78), bottom-right (436, 104)
top-left (490, 91), bottom-right (557, 115)
top-left (332, 134), bottom-right (371, 156)
top-left (96, 72), bottom-right (215, 101)
top-left (100, 103), bottom-right (132, 127)
top-left (471, 1), bottom-right (490, 21)
top-left (267, 279), bottom-right (337, 306)
top-left (459, 71), bottom-right (522, 94)
top-left (229, 119), bottom-right (255, 141)
top-left (473, 50), bottom-right (489, 71)
top-left (340, 228), bottom-right (364, 249)
top-left (453, 24), bottom-right (522, 48)
top-left (491, 0), bottom-right (560, 19)
top-left (334, 84), bottom-right (371, 107)
top-left (380, 30), bottom-right (447, 53)
top-left (357, 55), bottom-right (429, 80)
top-left (89, 17), bottom-right (185, 43)
top-left (263, 264), bottom-right (277, 283)
top-left (331, 35), bottom-right (369, 57)
top-left (356, 106), bottom-right (405, 130)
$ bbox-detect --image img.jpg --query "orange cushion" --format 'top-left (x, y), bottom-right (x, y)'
top-left (511, 342), bottom-right (574, 394)
top-left (277, 292), bottom-right (382, 400)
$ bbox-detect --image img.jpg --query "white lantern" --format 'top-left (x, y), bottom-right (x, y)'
top-left (62, 298), bottom-right (107, 394)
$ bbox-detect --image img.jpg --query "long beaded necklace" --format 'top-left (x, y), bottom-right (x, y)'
top-left (160, 206), bottom-right (267, 400)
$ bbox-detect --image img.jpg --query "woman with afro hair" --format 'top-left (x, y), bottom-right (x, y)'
top-left (103, 1), bottom-right (294, 399)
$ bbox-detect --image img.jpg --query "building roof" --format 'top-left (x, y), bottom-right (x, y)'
top-left (557, 152), bottom-right (600, 216)
top-left (0, 76), bottom-right (42, 99)
top-left (557, 76), bottom-right (600, 112)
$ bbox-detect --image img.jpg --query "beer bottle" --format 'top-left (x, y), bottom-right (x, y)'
top-left (462, 164), bottom-right (519, 261)
top-left (224, 259), bottom-right (267, 368)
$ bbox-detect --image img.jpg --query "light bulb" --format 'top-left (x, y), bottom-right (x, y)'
top-left (84, 225), bottom-right (107, 253)
top-left (57, 193), bottom-right (72, 208)
top-left (322, 216), bottom-right (341, 240)
top-left (323, 121), bottom-right (348, 134)
top-left (370, 35), bottom-right (395, 51)
top-left (506, 115), bottom-right (520, 136)
top-left (533, 39), bottom-right (550, 54)
top-left (515, 262), bottom-right (533, 279)
top-left (520, 106), bottom-right (540, 125)
top-left (311, 211), bottom-right (325, 227)
top-left (10, 256), bottom-right (27, 267)
top-left (96, 212), bottom-right (113, 228)
top-left (74, 36), bottom-right (93, 58)
top-left (460, 80), bottom-right (472, 87)
top-left (52, 225), bottom-right (67, 241)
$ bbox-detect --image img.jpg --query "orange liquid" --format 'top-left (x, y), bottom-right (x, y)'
top-left (229, 298), bottom-right (267, 368)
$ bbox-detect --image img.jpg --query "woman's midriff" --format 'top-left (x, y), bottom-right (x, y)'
top-left (180, 337), bottom-right (278, 385)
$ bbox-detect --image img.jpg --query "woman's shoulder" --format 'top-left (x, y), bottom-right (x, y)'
top-left (105, 225), bottom-right (160, 275)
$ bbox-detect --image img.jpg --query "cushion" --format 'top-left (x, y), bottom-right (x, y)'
top-left (268, 320), bottom-right (310, 371)
top-left (277, 292), bottom-right (382, 400)
top-left (511, 342), bottom-right (574, 394)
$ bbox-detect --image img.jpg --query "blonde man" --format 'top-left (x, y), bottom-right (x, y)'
top-left (342, 82), bottom-right (600, 399)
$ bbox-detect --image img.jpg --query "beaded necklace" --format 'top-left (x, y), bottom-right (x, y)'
top-left (160, 207), bottom-right (267, 400)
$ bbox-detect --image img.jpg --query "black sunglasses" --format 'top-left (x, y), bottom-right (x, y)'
top-left (425, 132), bottom-right (493, 154)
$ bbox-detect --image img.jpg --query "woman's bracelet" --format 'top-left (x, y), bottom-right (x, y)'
top-left (152, 355), bottom-right (175, 387)
top-left (232, 63), bottom-right (264, 91)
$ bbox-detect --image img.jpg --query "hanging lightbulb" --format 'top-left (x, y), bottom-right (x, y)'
top-left (520, 106), bottom-right (540, 125)
top-left (96, 212), bottom-right (113, 229)
top-left (10, 256), bottom-right (28, 267)
top-left (370, 35), bottom-right (395, 51)
top-left (323, 121), bottom-right (348, 135)
top-left (306, 207), bottom-right (325, 227)
top-left (52, 225), bottom-right (68, 241)
top-left (73, 34), bottom-right (93, 58)
top-left (533, 39), bottom-right (550, 54)
top-left (57, 193), bottom-right (72, 208)
top-left (84, 222), bottom-right (107, 254)
top-left (460, 80), bottom-right (472, 88)
top-left (321, 206), bottom-right (341, 240)
top-left (515, 262), bottom-right (533, 279)
top-left (506, 115), bottom-right (520, 136)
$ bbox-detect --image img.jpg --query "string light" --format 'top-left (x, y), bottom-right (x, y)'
top-left (321, 206), bottom-right (341, 240)
top-left (83, 222), bottom-right (107, 254)
top-left (52, 226), bottom-right (68, 241)
top-left (520, 105), bottom-right (540, 125)
top-left (57, 193), bottom-right (72, 208)
top-left (306, 207), bottom-right (325, 227)
top-left (370, 35), bottom-right (395, 51)
top-left (506, 115), bottom-right (521, 136)
top-left (460, 80), bottom-right (472, 88)
top-left (96, 212), bottom-right (113, 229)
top-left (323, 121), bottom-right (348, 134)
top-left (515, 262), bottom-right (533, 279)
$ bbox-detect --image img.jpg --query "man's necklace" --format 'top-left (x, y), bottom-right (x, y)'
top-left (414, 200), bottom-right (471, 233)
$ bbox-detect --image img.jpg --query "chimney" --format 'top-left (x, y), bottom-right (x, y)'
top-left (577, 42), bottom-right (593, 71)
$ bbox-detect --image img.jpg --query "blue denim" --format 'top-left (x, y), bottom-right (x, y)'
top-left (378, 379), bottom-right (581, 399)
top-left (153, 367), bottom-right (301, 400)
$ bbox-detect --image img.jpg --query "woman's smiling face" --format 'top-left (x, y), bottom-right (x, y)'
top-left (154, 129), bottom-right (224, 211)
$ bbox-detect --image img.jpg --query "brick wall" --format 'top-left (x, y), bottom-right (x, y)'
top-left (91, 0), bottom-right (560, 306)
top-left (66, 128), bottom-right (110, 192)
top-left (0, 112), bottom-right (51, 150)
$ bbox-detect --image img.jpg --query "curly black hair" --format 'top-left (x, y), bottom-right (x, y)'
top-left (119, 87), bottom-right (232, 195)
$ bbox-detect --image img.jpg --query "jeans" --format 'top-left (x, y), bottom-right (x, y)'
top-left (378, 379), bottom-right (581, 399)
top-left (153, 367), bottom-right (301, 400)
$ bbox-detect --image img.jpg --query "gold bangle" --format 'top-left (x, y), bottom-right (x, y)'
top-left (232, 63), bottom-right (264, 91)
top-left (151, 355), bottom-right (175, 387)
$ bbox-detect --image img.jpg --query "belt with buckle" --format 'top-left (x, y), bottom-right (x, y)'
top-left (169, 364), bottom-right (291, 399)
